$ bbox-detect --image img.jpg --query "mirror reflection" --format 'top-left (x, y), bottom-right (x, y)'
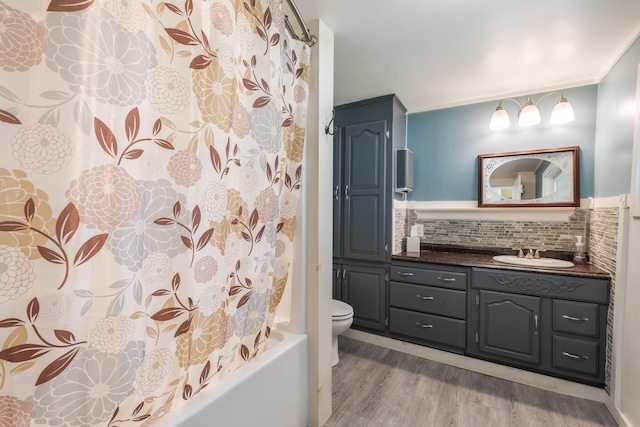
top-left (478, 147), bottom-right (579, 207)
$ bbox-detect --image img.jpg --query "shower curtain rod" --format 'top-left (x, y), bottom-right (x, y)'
top-left (284, 0), bottom-right (317, 46)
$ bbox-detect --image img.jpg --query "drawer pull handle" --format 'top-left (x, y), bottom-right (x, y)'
top-left (437, 276), bottom-right (456, 282)
top-left (415, 322), bottom-right (433, 329)
top-left (562, 351), bottom-right (589, 361)
top-left (562, 314), bottom-right (589, 322)
top-left (416, 295), bottom-right (434, 301)
top-left (397, 272), bottom-right (414, 277)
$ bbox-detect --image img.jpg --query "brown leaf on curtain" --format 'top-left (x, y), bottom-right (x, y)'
top-left (185, 0), bottom-right (193, 16)
top-left (182, 384), bottom-right (193, 400)
top-left (240, 344), bottom-right (250, 361)
top-left (47, 0), bottom-right (94, 11)
top-left (73, 234), bottom-right (108, 266)
top-left (270, 33), bottom-right (280, 47)
top-left (24, 199), bottom-right (35, 222)
top-left (165, 3), bottom-right (183, 15)
top-left (94, 118), bottom-right (118, 158)
top-left (56, 203), bottom-right (79, 244)
top-left (210, 146), bottom-right (222, 174)
top-left (0, 221), bottom-right (28, 232)
top-left (172, 273), bottom-right (181, 291)
top-left (0, 319), bottom-right (24, 328)
top-left (125, 108), bottom-right (141, 142)
top-left (190, 55), bottom-right (213, 70)
top-left (0, 344), bottom-right (50, 363)
top-left (27, 298), bottom-right (39, 323)
top-left (0, 109), bottom-right (21, 125)
top-left (35, 347), bottom-right (79, 386)
top-left (53, 330), bottom-right (76, 345)
top-left (152, 119), bottom-right (163, 136)
top-left (199, 360), bottom-right (211, 385)
top-left (165, 28), bottom-right (199, 46)
top-left (174, 318), bottom-right (192, 338)
top-left (242, 78), bottom-right (260, 92)
top-left (237, 292), bottom-right (251, 309)
top-left (196, 228), bottom-right (214, 251)
top-left (253, 96), bottom-right (271, 108)
top-left (151, 307), bottom-right (184, 321)
top-left (124, 149), bottom-right (144, 160)
top-left (37, 246), bottom-right (64, 265)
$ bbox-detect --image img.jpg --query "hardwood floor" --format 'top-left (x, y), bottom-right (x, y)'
top-left (325, 336), bottom-right (617, 427)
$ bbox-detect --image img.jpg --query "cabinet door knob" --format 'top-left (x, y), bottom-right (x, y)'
top-left (437, 277), bottom-right (456, 282)
top-left (344, 185), bottom-right (349, 200)
top-left (534, 314), bottom-right (539, 335)
top-left (415, 322), bottom-right (433, 329)
top-left (334, 186), bottom-right (339, 200)
top-left (562, 351), bottom-right (589, 360)
top-left (562, 314), bottom-right (589, 322)
top-left (416, 295), bottom-right (434, 301)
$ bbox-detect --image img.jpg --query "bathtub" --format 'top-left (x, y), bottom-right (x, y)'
top-left (155, 329), bottom-right (308, 427)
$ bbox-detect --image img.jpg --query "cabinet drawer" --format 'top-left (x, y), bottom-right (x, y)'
top-left (390, 282), bottom-right (466, 319)
top-left (472, 268), bottom-right (609, 303)
top-left (553, 300), bottom-right (599, 338)
top-left (390, 265), bottom-right (466, 290)
top-left (389, 307), bottom-right (465, 349)
top-left (552, 335), bottom-right (599, 377)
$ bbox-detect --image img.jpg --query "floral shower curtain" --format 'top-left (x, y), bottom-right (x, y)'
top-left (0, 0), bottom-right (310, 425)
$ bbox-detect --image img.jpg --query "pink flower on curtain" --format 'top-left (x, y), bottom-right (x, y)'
top-left (194, 255), bottom-right (218, 283)
top-left (209, 1), bottom-right (233, 36)
top-left (167, 151), bottom-right (203, 187)
top-left (45, 6), bottom-right (156, 106)
top-left (66, 165), bottom-right (140, 231)
top-left (0, 395), bottom-right (35, 427)
top-left (255, 186), bottom-right (278, 222)
top-left (0, 2), bottom-right (45, 72)
top-left (10, 123), bottom-right (75, 175)
top-left (0, 244), bottom-right (35, 304)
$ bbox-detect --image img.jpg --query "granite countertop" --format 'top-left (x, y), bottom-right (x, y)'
top-left (392, 250), bottom-right (611, 279)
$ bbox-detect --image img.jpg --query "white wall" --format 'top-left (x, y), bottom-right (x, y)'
top-left (304, 20), bottom-right (335, 427)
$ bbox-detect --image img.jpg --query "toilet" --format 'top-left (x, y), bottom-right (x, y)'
top-left (331, 299), bottom-right (354, 366)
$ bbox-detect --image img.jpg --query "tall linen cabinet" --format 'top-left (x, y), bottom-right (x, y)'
top-left (332, 95), bottom-right (407, 332)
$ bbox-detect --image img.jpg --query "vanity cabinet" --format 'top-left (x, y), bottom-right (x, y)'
top-left (388, 262), bottom-right (468, 353)
top-left (468, 267), bottom-right (609, 386)
top-left (333, 263), bottom-right (387, 331)
top-left (333, 95), bottom-right (407, 332)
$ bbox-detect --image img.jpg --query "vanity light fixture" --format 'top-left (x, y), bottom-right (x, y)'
top-left (489, 91), bottom-right (575, 130)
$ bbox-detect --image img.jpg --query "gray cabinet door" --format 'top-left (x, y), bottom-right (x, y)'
top-left (343, 263), bottom-right (386, 331)
top-left (342, 121), bottom-right (387, 262)
top-left (478, 290), bottom-right (541, 364)
top-left (332, 132), bottom-right (343, 257)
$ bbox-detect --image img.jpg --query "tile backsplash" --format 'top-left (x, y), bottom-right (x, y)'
top-left (401, 208), bottom-right (589, 253)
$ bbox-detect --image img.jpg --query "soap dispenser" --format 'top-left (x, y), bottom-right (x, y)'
top-left (573, 236), bottom-right (586, 265)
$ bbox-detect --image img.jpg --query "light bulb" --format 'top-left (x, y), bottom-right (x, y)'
top-left (489, 105), bottom-right (510, 130)
top-left (518, 97), bottom-right (541, 127)
top-left (550, 97), bottom-right (574, 124)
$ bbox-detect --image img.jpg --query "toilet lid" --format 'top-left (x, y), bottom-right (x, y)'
top-left (332, 299), bottom-right (353, 318)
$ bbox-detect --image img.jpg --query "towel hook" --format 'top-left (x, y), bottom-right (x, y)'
top-left (324, 109), bottom-right (336, 135)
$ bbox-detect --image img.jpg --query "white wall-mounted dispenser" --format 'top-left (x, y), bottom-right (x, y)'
top-left (396, 148), bottom-right (414, 193)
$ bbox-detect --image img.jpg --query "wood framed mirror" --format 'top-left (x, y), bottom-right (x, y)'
top-left (478, 146), bottom-right (580, 207)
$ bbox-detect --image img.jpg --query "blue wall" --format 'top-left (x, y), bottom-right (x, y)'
top-left (594, 36), bottom-right (640, 198)
top-left (407, 86), bottom-right (598, 201)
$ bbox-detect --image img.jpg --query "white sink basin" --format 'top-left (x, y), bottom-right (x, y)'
top-left (493, 255), bottom-right (574, 269)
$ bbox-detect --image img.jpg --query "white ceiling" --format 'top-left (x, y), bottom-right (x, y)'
top-left (291, 0), bottom-right (640, 113)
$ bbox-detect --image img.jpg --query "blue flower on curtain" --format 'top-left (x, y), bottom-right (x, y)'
top-left (234, 292), bottom-right (269, 335)
top-left (107, 180), bottom-right (188, 271)
top-left (251, 103), bottom-right (282, 154)
top-left (45, 6), bottom-right (156, 106)
top-left (27, 341), bottom-right (144, 426)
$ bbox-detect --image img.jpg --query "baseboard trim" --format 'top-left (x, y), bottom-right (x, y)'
top-left (343, 329), bottom-right (608, 403)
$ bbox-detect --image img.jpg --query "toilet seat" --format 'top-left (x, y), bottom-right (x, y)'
top-left (332, 299), bottom-right (354, 320)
